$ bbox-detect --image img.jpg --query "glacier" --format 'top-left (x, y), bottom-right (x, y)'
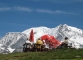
top-left (0, 24), bottom-right (83, 53)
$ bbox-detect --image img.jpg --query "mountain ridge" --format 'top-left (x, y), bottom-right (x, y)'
top-left (0, 24), bottom-right (83, 53)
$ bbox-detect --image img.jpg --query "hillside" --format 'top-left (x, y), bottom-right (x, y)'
top-left (0, 49), bottom-right (83, 60)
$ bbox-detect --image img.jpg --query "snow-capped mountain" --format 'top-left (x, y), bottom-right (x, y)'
top-left (0, 24), bottom-right (83, 53)
top-left (0, 32), bottom-right (27, 53)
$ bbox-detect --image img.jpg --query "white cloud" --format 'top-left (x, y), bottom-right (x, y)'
top-left (0, 6), bottom-right (33, 12)
top-left (36, 9), bottom-right (53, 14)
top-left (14, 7), bottom-right (32, 12)
top-left (0, 6), bottom-right (77, 15)
top-left (1, 22), bottom-right (33, 27)
top-left (0, 7), bottom-right (11, 11)
top-left (36, 9), bottom-right (75, 14)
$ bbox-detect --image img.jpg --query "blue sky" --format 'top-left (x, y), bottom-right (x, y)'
top-left (0, 0), bottom-right (83, 37)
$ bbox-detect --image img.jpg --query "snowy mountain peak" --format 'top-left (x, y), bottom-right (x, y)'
top-left (57, 24), bottom-right (83, 36)
top-left (0, 32), bottom-right (27, 48)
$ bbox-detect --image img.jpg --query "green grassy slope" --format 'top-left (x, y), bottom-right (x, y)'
top-left (0, 48), bottom-right (83, 60)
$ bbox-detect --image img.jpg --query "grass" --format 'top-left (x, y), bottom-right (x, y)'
top-left (0, 48), bottom-right (83, 60)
